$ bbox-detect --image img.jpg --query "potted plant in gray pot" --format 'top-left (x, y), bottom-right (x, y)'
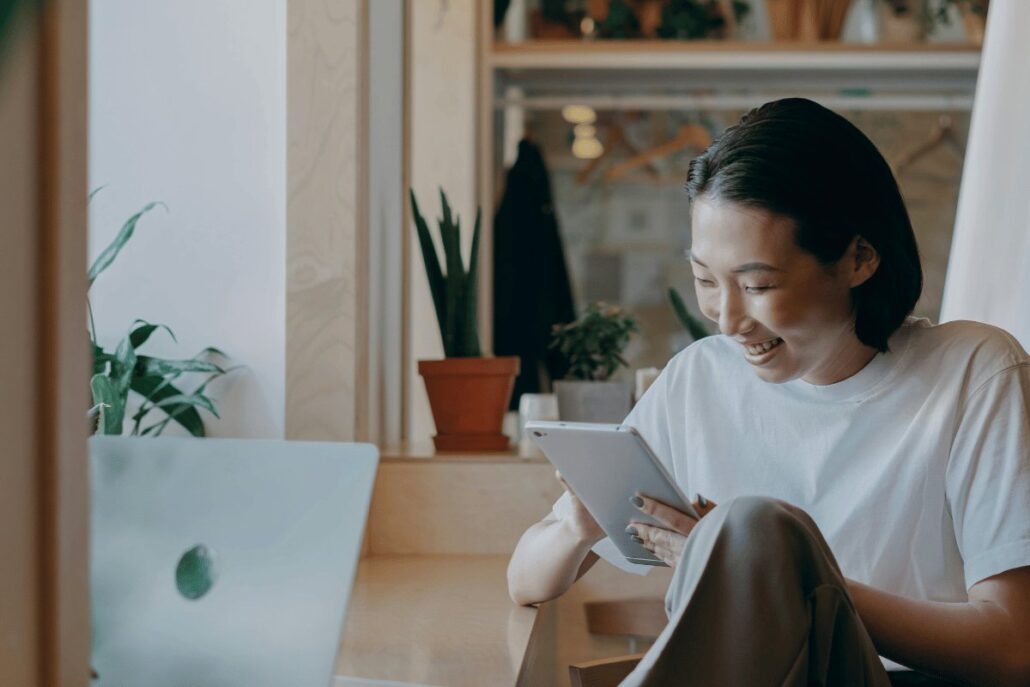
top-left (410, 188), bottom-right (520, 451)
top-left (549, 301), bottom-right (639, 422)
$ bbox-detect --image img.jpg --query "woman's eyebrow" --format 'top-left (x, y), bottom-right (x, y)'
top-left (686, 251), bottom-right (782, 274)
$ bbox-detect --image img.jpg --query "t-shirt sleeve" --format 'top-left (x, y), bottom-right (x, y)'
top-left (946, 363), bottom-right (1030, 590)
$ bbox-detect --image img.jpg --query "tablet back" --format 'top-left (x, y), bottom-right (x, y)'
top-left (526, 421), bottom-right (695, 566)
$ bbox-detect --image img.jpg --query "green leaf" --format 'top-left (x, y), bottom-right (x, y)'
top-left (410, 189), bottom-right (448, 348)
top-left (196, 346), bottom-right (228, 359)
top-left (136, 355), bottom-right (225, 378)
top-left (439, 189), bottom-right (464, 357)
top-left (460, 207), bottom-right (482, 357)
top-left (87, 201), bottom-right (167, 285)
top-left (88, 184), bottom-right (108, 203)
top-left (130, 375), bottom-right (205, 437)
top-left (90, 374), bottom-right (125, 435)
top-left (668, 287), bottom-right (710, 342)
top-left (93, 343), bottom-right (111, 375)
top-left (112, 334), bottom-right (137, 398)
top-left (129, 319), bottom-right (177, 349)
top-left (154, 392), bottom-right (219, 418)
top-left (140, 417), bottom-right (172, 436)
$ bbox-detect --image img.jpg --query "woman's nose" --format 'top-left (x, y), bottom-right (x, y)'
top-left (718, 290), bottom-right (754, 337)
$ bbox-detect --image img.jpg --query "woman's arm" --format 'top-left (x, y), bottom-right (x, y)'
top-left (506, 515), bottom-right (600, 606)
top-left (507, 471), bottom-right (605, 606)
top-left (848, 566), bottom-right (1030, 686)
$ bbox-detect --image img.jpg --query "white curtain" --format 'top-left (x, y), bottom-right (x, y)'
top-left (939, 0), bottom-right (1030, 349)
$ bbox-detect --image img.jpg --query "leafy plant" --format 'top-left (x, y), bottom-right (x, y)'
top-left (596, 0), bottom-right (642, 38)
top-left (88, 198), bottom-right (235, 436)
top-left (657, 0), bottom-right (751, 39)
top-left (929, 0), bottom-right (988, 26)
top-left (549, 302), bottom-right (639, 381)
top-left (668, 287), bottom-right (711, 342)
top-left (409, 188), bottom-right (482, 358)
top-left (879, 0), bottom-right (986, 35)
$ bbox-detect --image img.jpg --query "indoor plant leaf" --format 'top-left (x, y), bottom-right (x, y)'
top-left (439, 189), bottom-right (464, 357)
top-left (136, 355), bottom-right (226, 378)
top-left (668, 287), bottom-right (711, 342)
top-left (130, 374), bottom-right (206, 437)
top-left (90, 373), bottom-right (125, 435)
top-left (129, 319), bottom-right (177, 349)
top-left (88, 200), bottom-right (167, 285)
top-left (409, 190), bottom-right (448, 348)
top-left (460, 207), bottom-right (482, 357)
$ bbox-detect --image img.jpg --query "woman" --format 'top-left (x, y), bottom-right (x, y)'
top-left (507, 99), bottom-right (1030, 686)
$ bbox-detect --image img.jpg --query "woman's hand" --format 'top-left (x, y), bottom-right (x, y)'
top-left (629, 494), bottom-right (717, 568)
top-left (556, 470), bottom-right (606, 544)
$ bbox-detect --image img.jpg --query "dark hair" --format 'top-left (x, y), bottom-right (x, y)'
top-left (686, 97), bottom-right (922, 352)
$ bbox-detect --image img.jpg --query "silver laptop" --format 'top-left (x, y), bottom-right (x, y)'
top-left (89, 436), bottom-right (378, 687)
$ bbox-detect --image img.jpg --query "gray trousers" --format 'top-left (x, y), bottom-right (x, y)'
top-left (619, 496), bottom-right (894, 687)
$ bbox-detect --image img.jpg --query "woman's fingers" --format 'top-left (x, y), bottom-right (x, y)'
top-left (633, 495), bottom-right (697, 534)
top-left (632, 523), bottom-right (685, 567)
top-left (691, 493), bottom-right (718, 518)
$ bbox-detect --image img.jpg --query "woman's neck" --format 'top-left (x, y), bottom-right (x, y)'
top-left (802, 326), bottom-right (880, 386)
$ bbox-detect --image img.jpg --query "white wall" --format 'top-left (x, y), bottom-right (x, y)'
top-left (88, 0), bottom-right (286, 438)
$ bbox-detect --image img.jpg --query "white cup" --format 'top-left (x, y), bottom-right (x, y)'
top-left (518, 393), bottom-right (559, 457)
top-left (634, 367), bottom-right (661, 403)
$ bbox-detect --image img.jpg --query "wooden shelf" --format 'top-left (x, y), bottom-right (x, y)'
top-left (491, 40), bottom-right (981, 96)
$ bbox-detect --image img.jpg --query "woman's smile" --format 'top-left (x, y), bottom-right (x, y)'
top-left (741, 336), bottom-right (784, 364)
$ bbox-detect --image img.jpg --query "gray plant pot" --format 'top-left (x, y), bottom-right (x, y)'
top-left (553, 380), bottom-right (632, 423)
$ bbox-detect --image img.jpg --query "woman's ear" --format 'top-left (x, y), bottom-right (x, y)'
top-left (848, 235), bottom-right (880, 288)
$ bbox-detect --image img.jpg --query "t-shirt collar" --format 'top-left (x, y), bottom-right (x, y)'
top-left (778, 318), bottom-right (921, 403)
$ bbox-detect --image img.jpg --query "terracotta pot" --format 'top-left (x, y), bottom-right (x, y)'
top-left (418, 356), bottom-right (519, 452)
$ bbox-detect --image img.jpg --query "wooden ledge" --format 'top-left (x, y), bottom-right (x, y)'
top-left (379, 442), bottom-right (548, 464)
top-left (336, 555), bottom-right (540, 687)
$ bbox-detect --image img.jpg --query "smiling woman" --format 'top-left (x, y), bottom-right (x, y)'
top-left (507, 98), bottom-right (1030, 687)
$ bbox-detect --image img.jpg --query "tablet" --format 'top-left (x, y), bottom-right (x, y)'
top-left (525, 420), bottom-right (698, 566)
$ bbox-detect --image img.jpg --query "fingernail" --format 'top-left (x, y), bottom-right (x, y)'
top-left (696, 493), bottom-right (709, 508)
top-left (630, 495), bottom-right (644, 508)
top-left (631, 535), bottom-right (644, 544)
top-left (625, 525), bottom-right (638, 536)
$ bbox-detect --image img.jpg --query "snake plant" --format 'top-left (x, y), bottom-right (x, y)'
top-left (409, 188), bottom-right (482, 358)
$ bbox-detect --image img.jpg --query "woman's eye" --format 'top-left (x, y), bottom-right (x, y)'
top-left (745, 285), bottom-right (773, 293)
top-left (694, 277), bottom-right (715, 287)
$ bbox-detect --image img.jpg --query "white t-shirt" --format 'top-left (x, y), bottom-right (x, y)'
top-left (553, 318), bottom-right (1030, 604)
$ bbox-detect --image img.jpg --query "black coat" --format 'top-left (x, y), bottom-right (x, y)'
top-left (493, 139), bottom-right (576, 409)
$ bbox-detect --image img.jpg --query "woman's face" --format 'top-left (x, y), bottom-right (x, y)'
top-left (689, 197), bottom-right (879, 385)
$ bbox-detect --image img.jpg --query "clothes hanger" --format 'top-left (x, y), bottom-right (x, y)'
top-left (601, 122), bottom-right (713, 184)
top-left (575, 119), bottom-right (662, 185)
top-left (892, 115), bottom-right (965, 177)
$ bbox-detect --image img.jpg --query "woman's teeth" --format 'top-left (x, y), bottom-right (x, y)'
top-left (745, 338), bottom-right (783, 355)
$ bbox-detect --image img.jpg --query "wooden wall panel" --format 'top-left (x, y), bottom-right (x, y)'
top-left (285, 0), bottom-right (368, 441)
top-left (0, 2), bottom-right (89, 684)
top-left (0, 12), bottom-right (43, 685)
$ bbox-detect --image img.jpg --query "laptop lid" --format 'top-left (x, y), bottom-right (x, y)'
top-left (89, 436), bottom-right (378, 687)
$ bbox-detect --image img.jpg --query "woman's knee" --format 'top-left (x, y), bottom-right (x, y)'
top-left (717, 495), bottom-right (815, 540)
